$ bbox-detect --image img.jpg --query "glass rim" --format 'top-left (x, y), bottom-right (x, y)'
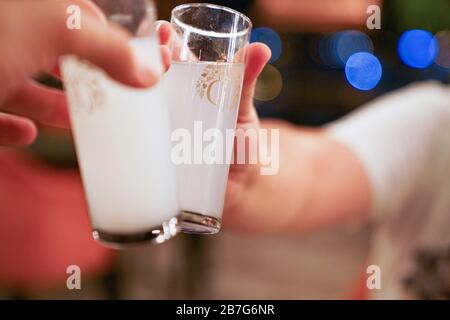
top-left (171, 3), bottom-right (253, 39)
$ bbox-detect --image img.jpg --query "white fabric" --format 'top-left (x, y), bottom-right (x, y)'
top-left (328, 81), bottom-right (450, 299)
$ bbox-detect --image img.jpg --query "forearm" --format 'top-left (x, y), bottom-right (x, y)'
top-left (256, 0), bottom-right (382, 30)
top-left (223, 120), bottom-right (371, 234)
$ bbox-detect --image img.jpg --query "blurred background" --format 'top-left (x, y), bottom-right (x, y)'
top-left (0, 0), bottom-right (449, 299)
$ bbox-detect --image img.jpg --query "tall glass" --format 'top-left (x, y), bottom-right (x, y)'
top-left (166, 4), bottom-right (252, 234)
top-left (61, 0), bottom-right (179, 248)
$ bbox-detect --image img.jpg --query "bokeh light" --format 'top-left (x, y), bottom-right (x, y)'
top-left (398, 29), bottom-right (439, 69)
top-left (345, 52), bottom-right (382, 91)
top-left (319, 31), bottom-right (374, 68)
top-left (250, 27), bottom-right (282, 63)
top-left (435, 31), bottom-right (450, 69)
top-left (254, 64), bottom-right (283, 101)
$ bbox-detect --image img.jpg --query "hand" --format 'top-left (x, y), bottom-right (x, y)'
top-left (0, 0), bottom-right (171, 147)
top-left (161, 22), bottom-right (272, 232)
top-left (222, 43), bottom-right (272, 231)
top-left (222, 45), bottom-right (371, 233)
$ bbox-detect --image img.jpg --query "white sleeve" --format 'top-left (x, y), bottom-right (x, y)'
top-left (327, 81), bottom-right (450, 221)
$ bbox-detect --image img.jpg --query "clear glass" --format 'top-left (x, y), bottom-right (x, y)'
top-left (61, 0), bottom-right (180, 248)
top-left (166, 3), bottom-right (252, 234)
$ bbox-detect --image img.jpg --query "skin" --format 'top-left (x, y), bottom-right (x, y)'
top-left (210, 1), bottom-right (374, 234)
top-left (223, 121), bottom-right (371, 233)
top-left (222, 37), bottom-right (372, 234)
top-left (0, 0), bottom-right (167, 147)
top-left (256, 0), bottom-right (382, 31)
top-left (0, 0), bottom-right (371, 235)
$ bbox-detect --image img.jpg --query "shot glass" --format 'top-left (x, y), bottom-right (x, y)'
top-left (61, 0), bottom-right (180, 248)
top-left (166, 3), bottom-right (252, 234)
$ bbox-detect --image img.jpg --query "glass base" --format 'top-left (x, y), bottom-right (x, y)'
top-left (179, 211), bottom-right (221, 234)
top-left (93, 217), bottom-right (179, 249)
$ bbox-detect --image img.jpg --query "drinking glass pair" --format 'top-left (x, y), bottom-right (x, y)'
top-left (61, 1), bottom-right (252, 248)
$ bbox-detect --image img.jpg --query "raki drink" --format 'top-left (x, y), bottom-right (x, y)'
top-left (61, 38), bottom-right (180, 247)
top-left (166, 61), bottom-right (245, 233)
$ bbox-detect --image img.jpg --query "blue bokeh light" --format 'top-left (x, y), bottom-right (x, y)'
top-left (345, 52), bottom-right (382, 91)
top-left (250, 27), bottom-right (282, 63)
top-left (398, 29), bottom-right (439, 69)
top-left (319, 31), bottom-right (374, 68)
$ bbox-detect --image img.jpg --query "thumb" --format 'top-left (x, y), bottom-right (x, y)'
top-left (54, 2), bottom-right (161, 88)
top-left (0, 0), bottom-right (160, 102)
top-left (238, 43), bottom-right (271, 122)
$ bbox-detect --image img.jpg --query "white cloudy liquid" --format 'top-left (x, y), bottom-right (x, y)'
top-left (165, 62), bottom-right (245, 220)
top-left (61, 38), bottom-right (179, 234)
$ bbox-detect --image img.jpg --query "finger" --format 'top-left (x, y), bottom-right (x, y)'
top-left (51, 0), bottom-right (103, 81)
top-left (161, 20), bottom-right (198, 62)
top-left (160, 45), bottom-right (171, 72)
top-left (58, 15), bottom-right (161, 88)
top-left (156, 20), bottom-right (173, 46)
top-left (156, 20), bottom-right (175, 71)
top-left (0, 113), bottom-right (37, 147)
top-left (2, 81), bottom-right (70, 129)
top-left (238, 43), bottom-right (271, 121)
top-left (77, 0), bottom-right (108, 24)
top-left (52, 65), bottom-right (61, 79)
top-left (0, 0), bottom-right (162, 105)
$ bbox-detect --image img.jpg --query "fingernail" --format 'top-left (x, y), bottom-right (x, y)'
top-left (155, 21), bottom-right (163, 33)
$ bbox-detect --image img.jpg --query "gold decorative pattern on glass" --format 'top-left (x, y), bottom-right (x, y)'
top-left (196, 64), bottom-right (243, 110)
top-left (64, 60), bottom-right (106, 115)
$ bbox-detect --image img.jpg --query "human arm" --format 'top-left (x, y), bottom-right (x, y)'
top-left (255, 0), bottom-right (382, 31)
top-left (223, 80), bottom-right (450, 234)
top-left (224, 119), bottom-right (370, 233)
